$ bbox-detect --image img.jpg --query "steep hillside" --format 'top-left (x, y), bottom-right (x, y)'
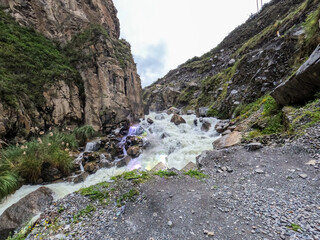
top-left (0, 0), bottom-right (144, 142)
top-left (143, 0), bottom-right (320, 121)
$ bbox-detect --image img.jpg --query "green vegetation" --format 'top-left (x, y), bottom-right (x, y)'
top-left (0, 131), bottom-right (77, 199)
top-left (73, 125), bottom-right (96, 142)
top-left (289, 97), bottom-right (320, 132)
top-left (235, 0), bottom-right (311, 57)
top-left (0, 158), bottom-right (19, 199)
top-left (184, 170), bottom-right (207, 180)
top-left (0, 9), bottom-right (81, 107)
top-left (303, 5), bottom-right (320, 45)
top-left (177, 87), bottom-right (196, 105)
top-left (78, 182), bottom-right (110, 204)
top-left (289, 223), bottom-right (302, 232)
top-left (153, 170), bottom-right (178, 178)
top-left (58, 206), bottom-right (65, 213)
top-left (66, 24), bottom-right (132, 69)
top-left (183, 55), bottom-right (213, 74)
top-left (73, 204), bottom-right (96, 223)
top-left (111, 170), bottom-right (150, 184)
top-left (116, 188), bottom-right (139, 207)
top-left (234, 95), bottom-right (284, 138)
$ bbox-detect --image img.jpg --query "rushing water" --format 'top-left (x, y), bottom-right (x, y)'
top-left (0, 113), bottom-right (220, 215)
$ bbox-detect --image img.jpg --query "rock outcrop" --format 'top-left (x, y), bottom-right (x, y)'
top-left (0, 0), bottom-right (143, 140)
top-left (0, 187), bottom-right (54, 240)
top-left (271, 44), bottom-right (320, 105)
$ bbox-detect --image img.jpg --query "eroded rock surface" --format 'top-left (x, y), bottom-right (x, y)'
top-left (0, 0), bottom-right (143, 139)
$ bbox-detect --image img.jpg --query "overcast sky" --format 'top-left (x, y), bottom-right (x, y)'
top-left (113, 0), bottom-right (271, 87)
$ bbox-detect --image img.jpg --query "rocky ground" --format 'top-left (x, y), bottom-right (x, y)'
top-left (22, 124), bottom-right (320, 240)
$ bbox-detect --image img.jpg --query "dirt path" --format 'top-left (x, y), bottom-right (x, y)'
top-left (27, 142), bottom-right (319, 240)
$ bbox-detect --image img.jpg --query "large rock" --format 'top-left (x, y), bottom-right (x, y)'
top-left (215, 120), bottom-right (231, 134)
top-left (201, 121), bottom-right (212, 132)
top-left (127, 146), bottom-right (141, 158)
top-left (0, 187), bottom-right (54, 240)
top-left (116, 156), bottom-right (132, 168)
top-left (271, 45), bottom-right (320, 105)
top-left (213, 131), bottom-right (242, 149)
top-left (170, 114), bottom-right (186, 125)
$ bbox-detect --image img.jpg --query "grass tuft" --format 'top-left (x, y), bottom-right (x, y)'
top-left (184, 170), bottom-right (208, 180)
top-left (153, 170), bottom-right (178, 178)
top-left (73, 125), bottom-right (96, 142)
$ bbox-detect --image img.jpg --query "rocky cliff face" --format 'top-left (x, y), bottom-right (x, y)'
top-left (0, 0), bottom-right (143, 141)
top-left (143, 0), bottom-right (320, 118)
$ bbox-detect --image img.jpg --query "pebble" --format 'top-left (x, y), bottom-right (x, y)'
top-left (255, 168), bottom-right (265, 174)
top-left (299, 174), bottom-right (308, 179)
top-left (167, 221), bottom-right (173, 227)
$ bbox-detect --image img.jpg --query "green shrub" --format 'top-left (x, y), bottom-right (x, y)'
top-left (116, 188), bottom-right (139, 207)
top-left (73, 125), bottom-right (96, 142)
top-left (184, 170), bottom-right (208, 180)
top-left (0, 132), bottom-right (75, 186)
top-left (153, 170), bottom-right (177, 178)
top-left (79, 183), bottom-right (110, 203)
top-left (0, 165), bottom-right (19, 199)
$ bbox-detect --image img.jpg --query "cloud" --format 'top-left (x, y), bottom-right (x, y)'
top-left (133, 42), bottom-right (167, 87)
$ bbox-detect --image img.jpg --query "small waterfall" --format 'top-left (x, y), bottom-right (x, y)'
top-left (100, 154), bottom-right (106, 162)
top-left (84, 142), bottom-right (100, 152)
top-left (128, 125), bottom-right (144, 136)
top-left (75, 153), bottom-right (85, 172)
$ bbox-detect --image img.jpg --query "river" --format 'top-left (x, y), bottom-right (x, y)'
top-left (0, 113), bottom-right (220, 215)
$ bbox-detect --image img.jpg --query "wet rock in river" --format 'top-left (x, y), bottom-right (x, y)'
top-left (84, 162), bottom-right (98, 173)
top-left (170, 113), bottom-right (186, 125)
top-left (127, 146), bottom-right (141, 158)
top-left (147, 118), bottom-right (154, 124)
top-left (116, 156), bottom-right (132, 168)
top-left (215, 120), bottom-right (231, 134)
top-left (201, 121), bottom-right (211, 132)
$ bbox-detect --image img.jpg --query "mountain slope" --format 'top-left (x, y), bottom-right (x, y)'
top-left (143, 0), bottom-right (320, 120)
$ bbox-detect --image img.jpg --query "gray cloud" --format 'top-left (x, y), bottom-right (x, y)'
top-left (134, 42), bottom-right (167, 88)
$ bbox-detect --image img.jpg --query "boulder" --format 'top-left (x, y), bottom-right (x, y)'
top-left (170, 114), bottom-right (186, 125)
top-left (0, 187), bottom-right (54, 239)
top-left (116, 156), bottom-right (132, 168)
top-left (187, 110), bottom-right (195, 115)
top-left (271, 45), bottom-right (320, 105)
top-left (151, 162), bottom-right (167, 172)
top-left (197, 107), bottom-right (209, 117)
top-left (68, 172), bottom-right (89, 184)
top-left (41, 164), bottom-right (63, 182)
top-left (161, 132), bottom-right (171, 139)
top-left (147, 118), bottom-right (154, 124)
top-left (222, 130), bottom-right (231, 136)
top-left (84, 162), bottom-right (98, 173)
top-left (245, 142), bottom-right (263, 151)
top-left (99, 159), bottom-right (113, 169)
top-left (213, 131), bottom-right (242, 149)
top-left (127, 146), bottom-right (141, 158)
top-left (181, 162), bottom-right (197, 172)
top-left (201, 121), bottom-right (211, 132)
top-left (215, 120), bottom-right (231, 134)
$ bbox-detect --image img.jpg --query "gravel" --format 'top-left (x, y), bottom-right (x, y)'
top-left (24, 124), bottom-right (320, 239)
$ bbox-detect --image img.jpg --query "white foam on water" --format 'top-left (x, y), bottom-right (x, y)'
top-left (0, 112), bottom-right (220, 215)
top-left (137, 113), bottom-right (220, 170)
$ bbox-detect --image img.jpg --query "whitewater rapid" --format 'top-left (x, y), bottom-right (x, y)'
top-left (0, 113), bottom-right (220, 215)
